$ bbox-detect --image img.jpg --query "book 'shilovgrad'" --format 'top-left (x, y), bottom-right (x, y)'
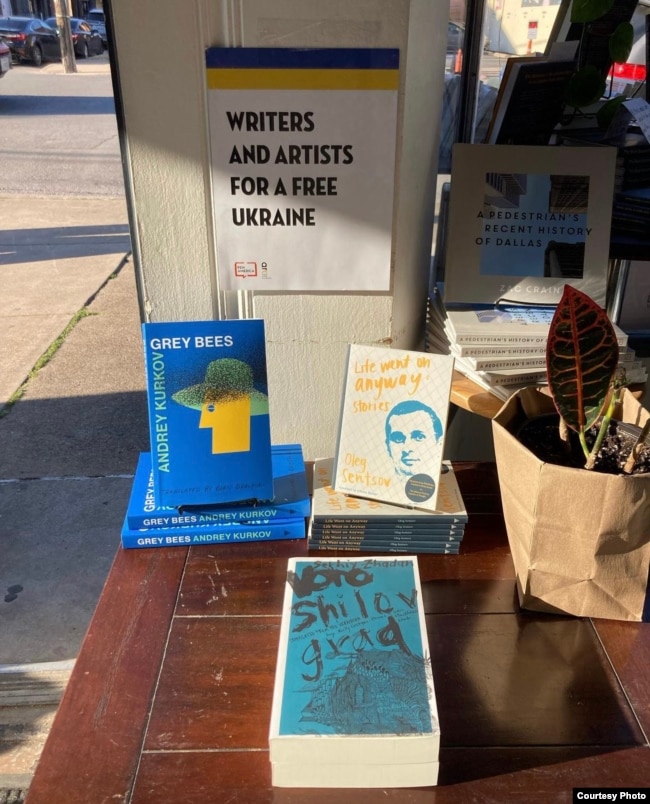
top-left (141, 319), bottom-right (273, 508)
top-left (269, 556), bottom-right (439, 788)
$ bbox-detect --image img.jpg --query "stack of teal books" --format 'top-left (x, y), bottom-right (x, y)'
top-left (121, 444), bottom-right (310, 549)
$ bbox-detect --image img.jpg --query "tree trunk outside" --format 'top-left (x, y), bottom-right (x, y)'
top-left (54, 0), bottom-right (77, 74)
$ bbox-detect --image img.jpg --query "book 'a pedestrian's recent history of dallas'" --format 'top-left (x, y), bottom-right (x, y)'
top-left (443, 143), bottom-right (617, 307)
top-left (142, 319), bottom-right (273, 508)
top-left (269, 556), bottom-right (439, 788)
top-left (332, 344), bottom-right (454, 512)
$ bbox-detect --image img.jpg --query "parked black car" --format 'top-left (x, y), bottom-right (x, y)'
top-left (45, 17), bottom-right (104, 58)
top-left (0, 17), bottom-right (60, 66)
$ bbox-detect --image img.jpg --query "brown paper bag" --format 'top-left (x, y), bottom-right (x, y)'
top-left (492, 387), bottom-right (650, 621)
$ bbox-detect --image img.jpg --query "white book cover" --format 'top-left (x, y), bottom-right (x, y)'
top-left (444, 306), bottom-right (553, 346)
top-left (444, 144), bottom-right (617, 307)
top-left (269, 556), bottom-right (439, 788)
top-left (332, 345), bottom-right (455, 511)
top-left (454, 358), bottom-right (548, 387)
top-left (458, 351), bottom-right (642, 372)
top-left (447, 342), bottom-right (553, 358)
top-left (456, 352), bottom-right (547, 371)
top-left (444, 307), bottom-right (629, 348)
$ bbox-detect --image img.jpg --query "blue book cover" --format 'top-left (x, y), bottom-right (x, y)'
top-left (142, 319), bottom-right (273, 507)
top-left (309, 524), bottom-right (464, 536)
top-left (121, 515), bottom-right (306, 549)
top-left (269, 556), bottom-right (440, 785)
top-left (308, 542), bottom-right (460, 554)
top-left (126, 445), bottom-right (309, 530)
top-left (308, 526), bottom-right (464, 540)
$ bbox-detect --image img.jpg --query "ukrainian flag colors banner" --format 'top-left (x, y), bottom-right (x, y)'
top-left (206, 47), bottom-right (399, 291)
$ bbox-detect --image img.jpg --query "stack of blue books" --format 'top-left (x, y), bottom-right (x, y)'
top-left (121, 444), bottom-right (309, 549)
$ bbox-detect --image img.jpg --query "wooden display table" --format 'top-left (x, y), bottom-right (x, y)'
top-left (26, 463), bottom-right (650, 803)
top-left (450, 372), bottom-right (647, 420)
top-left (450, 370), bottom-right (505, 418)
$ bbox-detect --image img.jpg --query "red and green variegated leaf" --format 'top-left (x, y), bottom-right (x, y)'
top-left (546, 286), bottom-right (619, 434)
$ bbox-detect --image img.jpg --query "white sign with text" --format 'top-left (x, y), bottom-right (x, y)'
top-left (206, 48), bottom-right (399, 291)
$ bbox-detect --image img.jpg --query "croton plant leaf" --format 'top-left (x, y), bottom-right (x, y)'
top-left (546, 286), bottom-right (619, 434)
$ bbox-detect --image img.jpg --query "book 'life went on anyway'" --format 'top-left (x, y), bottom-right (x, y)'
top-left (332, 344), bottom-right (454, 512)
top-left (142, 319), bottom-right (273, 508)
top-left (309, 458), bottom-right (467, 554)
top-left (269, 556), bottom-right (440, 788)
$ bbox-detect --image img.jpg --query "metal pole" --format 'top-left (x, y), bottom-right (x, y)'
top-left (53, 0), bottom-right (77, 74)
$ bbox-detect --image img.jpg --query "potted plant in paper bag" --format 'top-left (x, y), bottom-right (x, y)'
top-left (492, 285), bottom-right (650, 621)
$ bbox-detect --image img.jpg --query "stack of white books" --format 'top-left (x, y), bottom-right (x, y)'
top-left (424, 143), bottom-right (648, 401)
top-left (426, 285), bottom-right (641, 402)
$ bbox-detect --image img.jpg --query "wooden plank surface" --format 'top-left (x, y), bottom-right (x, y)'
top-left (25, 548), bottom-right (189, 804)
top-left (24, 463), bottom-right (650, 803)
top-left (450, 371), bottom-right (504, 419)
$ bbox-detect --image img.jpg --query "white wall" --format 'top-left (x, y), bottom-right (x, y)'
top-left (110, 0), bottom-right (447, 460)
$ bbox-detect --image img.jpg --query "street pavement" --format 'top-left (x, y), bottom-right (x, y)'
top-left (0, 52), bottom-right (149, 793)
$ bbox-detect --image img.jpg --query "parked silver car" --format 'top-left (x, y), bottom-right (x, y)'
top-left (84, 8), bottom-right (106, 47)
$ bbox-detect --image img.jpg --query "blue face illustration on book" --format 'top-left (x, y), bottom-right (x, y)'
top-left (385, 400), bottom-right (442, 478)
top-left (384, 400), bottom-right (443, 503)
top-left (171, 358), bottom-right (269, 454)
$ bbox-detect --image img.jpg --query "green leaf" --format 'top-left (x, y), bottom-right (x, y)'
top-left (570, 0), bottom-right (614, 24)
top-left (546, 286), bottom-right (619, 434)
top-left (596, 95), bottom-right (626, 129)
top-left (609, 21), bottom-right (633, 64)
top-left (564, 65), bottom-right (606, 107)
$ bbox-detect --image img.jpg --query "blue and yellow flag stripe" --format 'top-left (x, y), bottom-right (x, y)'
top-left (206, 47), bottom-right (399, 91)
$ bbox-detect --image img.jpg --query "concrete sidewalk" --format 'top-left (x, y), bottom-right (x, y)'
top-left (39, 50), bottom-right (112, 76)
top-left (0, 189), bottom-right (148, 793)
top-left (0, 195), bottom-right (132, 408)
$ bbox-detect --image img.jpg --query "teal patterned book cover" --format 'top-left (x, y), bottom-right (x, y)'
top-left (269, 556), bottom-right (439, 787)
top-left (142, 319), bottom-right (273, 507)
